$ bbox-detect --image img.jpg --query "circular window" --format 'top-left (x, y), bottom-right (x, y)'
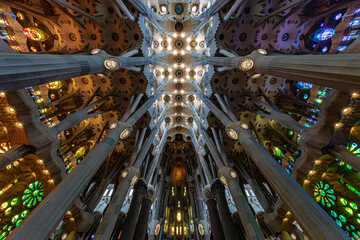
top-left (175, 70), bottom-right (183, 77)
top-left (176, 116), bottom-right (183, 122)
top-left (161, 40), bottom-right (169, 48)
top-left (282, 33), bottom-right (289, 41)
top-left (176, 56), bottom-right (183, 63)
top-left (175, 95), bottom-right (183, 101)
top-left (175, 22), bottom-right (184, 32)
top-left (120, 78), bottom-right (126, 84)
top-left (239, 33), bottom-right (246, 41)
top-left (190, 40), bottom-right (197, 48)
top-left (175, 40), bottom-right (183, 49)
top-left (69, 33), bottom-right (77, 41)
top-left (269, 78), bottom-right (277, 84)
top-left (175, 4), bottom-right (184, 15)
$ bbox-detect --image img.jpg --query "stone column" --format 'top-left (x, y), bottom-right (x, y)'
top-left (218, 167), bottom-right (265, 240)
top-left (93, 166), bottom-right (140, 240)
top-left (0, 144), bottom-right (33, 170)
top-left (132, 185), bottom-right (156, 240)
top-left (8, 122), bottom-right (132, 240)
top-left (247, 50), bottom-right (360, 92)
top-left (187, 181), bottom-right (201, 240)
top-left (155, 178), bottom-right (171, 240)
top-left (0, 50), bottom-right (111, 91)
top-left (199, 219), bottom-right (211, 240)
top-left (225, 121), bottom-right (349, 239)
top-left (119, 179), bottom-right (148, 240)
top-left (211, 179), bottom-right (239, 240)
top-left (202, 185), bottom-right (225, 240)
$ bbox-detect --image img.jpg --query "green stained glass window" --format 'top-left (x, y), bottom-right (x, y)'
top-left (340, 198), bottom-right (348, 206)
top-left (350, 202), bottom-right (358, 210)
top-left (22, 181), bottom-right (44, 208)
top-left (11, 215), bottom-right (19, 223)
top-left (336, 219), bottom-right (343, 227)
top-left (0, 202), bottom-right (8, 211)
top-left (4, 207), bottom-right (12, 215)
top-left (314, 181), bottom-right (336, 207)
top-left (346, 207), bottom-right (354, 215)
top-left (339, 215), bottom-right (347, 223)
top-left (271, 146), bottom-right (283, 158)
top-left (20, 210), bottom-right (29, 218)
top-left (0, 231), bottom-right (6, 240)
top-left (15, 219), bottom-right (22, 226)
top-left (10, 198), bottom-right (18, 206)
top-left (331, 210), bottom-right (338, 218)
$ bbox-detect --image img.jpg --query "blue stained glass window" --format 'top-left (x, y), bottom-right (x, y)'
top-left (335, 13), bottom-right (342, 21)
top-left (338, 46), bottom-right (347, 52)
top-left (295, 81), bottom-right (313, 90)
top-left (311, 27), bottom-right (335, 42)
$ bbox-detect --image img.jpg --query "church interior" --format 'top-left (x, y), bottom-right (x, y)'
top-left (0, 0), bottom-right (360, 239)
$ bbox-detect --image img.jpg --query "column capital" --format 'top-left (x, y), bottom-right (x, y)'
top-left (199, 219), bottom-right (211, 237)
top-left (211, 179), bottom-right (225, 195)
top-left (109, 121), bottom-right (133, 140)
top-left (120, 166), bottom-right (140, 185)
top-left (238, 49), bottom-right (268, 78)
top-left (225, 121), bottom-right (250, 140)
top-left (202, 185), bottom-right (214, 202)
top-left (147, 219), bottom-right (160, 236)
top-left (145, 184), bottom-right (156, 202)
top-left (133, 178), bottom-right (148, 195)
top-left (218, 167), bottom-right (238, 186)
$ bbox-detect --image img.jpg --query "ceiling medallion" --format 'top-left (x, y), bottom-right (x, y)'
top-left (175, 56), bottom-right (183, 63)
top-left (161, 40), bottom-right (169, 48)
top-left (175, 4), bottom-right (184, 15)
top-left (175, 40), bottom-right (183, 49)
top-left (175, 70), bottom-right (183, 77)
top-left (190, 40), bottom-right (197, 48)
top-left (164, 95), bottom-right (170, 101)
top-left (176, 116), bottom-right (183, 123)
top-left (175, 95), bottom-right (183, 101)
